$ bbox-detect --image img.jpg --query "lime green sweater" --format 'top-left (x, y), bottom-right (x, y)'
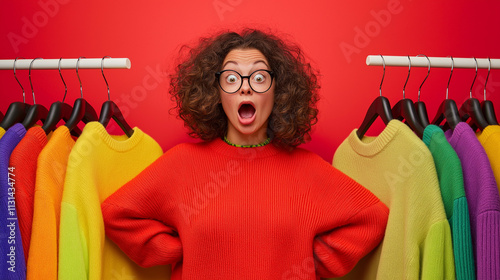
top-left (58, 122), bottom-right (171, 280)
top-left (332, 120), bottom-right (455, 280)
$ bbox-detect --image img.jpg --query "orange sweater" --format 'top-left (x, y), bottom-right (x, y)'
top-left (27, 126), bottom-right (75, 280)
top-left (102, 139), bottom-right (389, 279)
top-left (9, 126), bottom-right (48, 262)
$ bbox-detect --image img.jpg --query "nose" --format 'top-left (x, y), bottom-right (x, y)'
top-left (240, 77), bottom-right (252, 94)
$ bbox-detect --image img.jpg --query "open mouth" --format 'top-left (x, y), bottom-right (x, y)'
top-left (237, 102), bottom-right (256, 125)
top-left (238, 103), bottom-right (256, 119)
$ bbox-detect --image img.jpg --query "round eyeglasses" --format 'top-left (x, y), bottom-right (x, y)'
top-left (215, 69), bottom-right (275, 94)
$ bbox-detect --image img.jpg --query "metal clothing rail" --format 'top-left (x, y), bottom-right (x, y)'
top-left (0, 58), bottom-right (131, 70)
top-left (366, 55), bottom-right (500, 69)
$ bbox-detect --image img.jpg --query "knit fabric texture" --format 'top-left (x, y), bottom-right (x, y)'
top-left (9, 126), bottom-right (48, 263)
top-left (58, 122), bottom-right (170, 280)
top-left (27, 126), bottom-right (75, 280)
top-left (0, 123), bottom-right (27, 280)
top-left (445, 122), bottom-right (500, 280)
top-left (423, 125), bottom-right (475, 280)
top-left (332, 120), bottom-right (455, 280)
top-left (477, 125), bottom-right (500, 194)
top-left (101, 138), bottom-right (389, 280)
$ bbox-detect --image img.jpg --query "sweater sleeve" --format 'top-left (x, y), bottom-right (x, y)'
top-left (309, 162), bottom-right (389, 278)
top-left (101, 153), bottom-right (183, 268)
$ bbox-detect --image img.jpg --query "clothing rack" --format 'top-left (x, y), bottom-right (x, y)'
top-left (0, 58), bottom-right (131, 70)
top-left (366, 55), bottom-right (500, 69)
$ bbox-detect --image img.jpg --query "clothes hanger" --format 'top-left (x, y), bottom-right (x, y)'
top-left (413, 54), bottom-right (431, 127)
top-left (458, 57), bottom-right (489, 131)
top-left (356, 55), bottom-right (393, 139)
top-left (98, 56), bottom-right (134, 137)
top-left (391, 55), bottom-right (424, 138)
top-left (42, 58), bottom-right (82, 135)
top-left (0, 57), bottom-right (32, 130)
top-left (21, 58), bottom-right (50, 129)
top-left (480, 58), bottom-right (499, 126)
top-left (64, 57), bottom-right (98, 135)
top-left (431, 56), bottom-right (461, 130)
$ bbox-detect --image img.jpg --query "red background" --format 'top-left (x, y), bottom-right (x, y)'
top-left (1, 0), bottom-right (500, 162)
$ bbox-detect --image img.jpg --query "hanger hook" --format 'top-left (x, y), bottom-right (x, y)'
top-left (59, 57), bottom-right (68, 103)
top-left (416, 54), bottom-right (430, 102)
top-left (379, 54), bottom-right (386, 97)
top-left (484, 57), bottom-right (491, 101)
top-left (470, 57), bottom-right (478, 99)
top-left (29, 57), bottom-right (43, 105)
top-left (76, 56), bottom-right (85, 98)
top-left (101, 56), bottom-right (112, 100)
top-left (446, 56), bottom-right (454, 100)
top-left (402, 55), bottom-right (411, 99)
top-left (14, 57), bottom-right (26, 103)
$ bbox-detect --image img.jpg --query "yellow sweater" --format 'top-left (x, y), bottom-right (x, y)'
top-left (332, 120), bottom-right (455, 280)
top-left (58, 122), bottom-right (171, 280)
top-left (27, 126), bottom-right (75, 280)
top-left (477, 125), bottom-right (500, 194)
top-left (0, 127), bottom-right (5, 139)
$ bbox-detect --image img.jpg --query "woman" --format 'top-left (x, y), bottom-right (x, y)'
top-left (101, 28), bottom-right (388, 279)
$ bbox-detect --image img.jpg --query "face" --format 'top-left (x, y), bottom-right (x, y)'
top-left (219, 48), bottom-right (275, 145)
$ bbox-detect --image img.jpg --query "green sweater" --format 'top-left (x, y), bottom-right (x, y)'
top-left (423, 125), bottom-right (475, 280)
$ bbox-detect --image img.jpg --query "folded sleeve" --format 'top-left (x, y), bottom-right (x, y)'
top-left (101, 154), bottom-right (183, 268)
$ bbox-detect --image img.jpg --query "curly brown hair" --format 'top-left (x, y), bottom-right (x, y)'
top-left (170, 28), bottom-right (320, 149)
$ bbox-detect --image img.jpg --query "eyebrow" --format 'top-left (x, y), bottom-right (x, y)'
top-left (222, 60), bottom-right (269, 69)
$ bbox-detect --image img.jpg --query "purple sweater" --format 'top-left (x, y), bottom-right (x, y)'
top-left (446, 122), bottom-right (500, 280)
top-left (0, 123), bottom-right (27, 280)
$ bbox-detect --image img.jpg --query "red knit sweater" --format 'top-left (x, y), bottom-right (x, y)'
top-left (9, 126), bottom-right (48, 262)
top-left (101, 138), bottom-right (388, 280)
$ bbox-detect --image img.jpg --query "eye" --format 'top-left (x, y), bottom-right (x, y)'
top-left (253, 73), bottom-right (265, 83)
top-left (225, 74), bottom-right (238, 84)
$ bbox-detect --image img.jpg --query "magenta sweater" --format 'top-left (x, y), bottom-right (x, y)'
top-left (445, 122), bottom-right (500, 280)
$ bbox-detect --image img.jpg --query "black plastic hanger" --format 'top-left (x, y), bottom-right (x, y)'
top-left (64, 57), bottom-right (98, 135)
top-left (42, 58), bottom-right (82, 135)
top-left (391, 56), bottom-right (424, 138)
top-left (481, 58), bottom-right (499, 126)
top-left (357, 55), bottom-right (393, 139)
top-left (98, 56), bottom-right (134, 137)
top-left (21, 58), bottom-right (49, 129)
top-left (432, 56), bottom-right (461, 130)
top-left (0, 57), bottom-right (32, 130)
top-left (413, 54), bottom-right (431, 127)
top-left (459, 57), bottom-right (489, 131)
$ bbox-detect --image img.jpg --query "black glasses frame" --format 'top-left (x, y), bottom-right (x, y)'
top-left (215, 69), bottom-right (275, 94)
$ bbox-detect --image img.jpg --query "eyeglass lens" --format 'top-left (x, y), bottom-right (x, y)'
top-left (219, 70), bottom-right (272, 93)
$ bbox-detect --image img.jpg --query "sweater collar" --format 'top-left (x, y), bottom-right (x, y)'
top-left (476, 124), bottom-right (500, 145)
top-left (207, 138), bottom-right (282, 159)
top-left (348, 120), bottom-right (405, 157)
top-left (82, 122), bottom-right (144, 152)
